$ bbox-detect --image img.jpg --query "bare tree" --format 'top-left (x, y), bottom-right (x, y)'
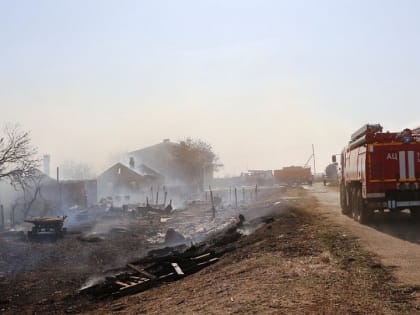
top-left (172, 138), bottom-right (221, 191)
top-left (0, 124), bottom-right (40, 221)
top-left (21, 172), bottom-right (47, 218)
top-left (0, 124), bottom-right (39, 188)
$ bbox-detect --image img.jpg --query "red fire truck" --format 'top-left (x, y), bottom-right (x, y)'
top-left (334, 124), bottom-right (420, 223)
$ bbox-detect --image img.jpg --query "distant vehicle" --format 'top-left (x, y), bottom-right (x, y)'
top-left (25, 215), bottom-right (67, 240)
top-left (334, 124), bottom-right (420, 223)
top-left (273, 166), bottom-right (312, 186)
top-left (325, 163), bottom-right (339, 184)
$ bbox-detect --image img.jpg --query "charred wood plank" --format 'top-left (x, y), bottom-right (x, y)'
top-left (127, 263), bottom-right (157, 280)
top-left (171, 263), bottom-right (184, 275)
top-left (115, 281), bottom-right (130, 288)
top-left (196, 257), bottom-right (219, 267)
top-left (191, 253), bottom-right (211, 261)
top-left (159, 272), bottom-right (176, 280)
top-left (113, 278), bottom-right (152, 295)
top-left (118, 280), bottom-right (151, 292)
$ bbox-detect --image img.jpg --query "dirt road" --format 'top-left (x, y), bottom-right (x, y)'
top-left (310, 183), bottom-right (420, 286)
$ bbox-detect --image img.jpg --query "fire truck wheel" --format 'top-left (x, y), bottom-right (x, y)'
top-left (340, 184), bottom-right (350, 215)
top-left (351, 188), bottom-right (357, 220)
top-left (410, 207), bottom-right (420, 220)
top-left (353, 188), bottom-right (359, 221)
top-left (356, 188), bottom-right (370, 224)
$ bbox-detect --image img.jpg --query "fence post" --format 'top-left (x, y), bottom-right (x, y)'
top-left (209, 185), bottom-right (215, 219)
top-left (0, 205), bottom-right (4, 231)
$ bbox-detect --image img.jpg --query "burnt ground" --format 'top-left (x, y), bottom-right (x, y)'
top-left (0, 187), bottom-right (419, 314)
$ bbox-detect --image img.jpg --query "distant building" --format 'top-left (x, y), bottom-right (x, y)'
top-left (127, 139), bottom-right (217, 191)
top-left (240, 170), bottom-right (274, 186)
top-left (128, 139), bottom-right (179, 184)
top-left (36, 179), bottom-right (97, 210)
top-left (97, 162), bottom-right (163, 203)
top-left (1, 170), bottom-right (98, 222)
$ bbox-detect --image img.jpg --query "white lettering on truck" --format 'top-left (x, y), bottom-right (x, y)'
top-left (387, 152), bottom-right (398, 160)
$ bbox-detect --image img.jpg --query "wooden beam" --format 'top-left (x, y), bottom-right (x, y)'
top-left (171, 263), bottom-right (184, 275)
top-left (191, 253), bottom-right (211, 261)
top-left (159, 272), bottom-right (175, 280)
top-left (115, 281), bottom-right (130, 288)
top-left (127, 263), bottom-right (157, 280)
top-left (196, 257), bottom-right (219, 266)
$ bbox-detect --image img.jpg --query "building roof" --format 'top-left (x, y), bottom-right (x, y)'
top-left (134, 163), bottom-right (162, 178)
top-left (127, 140), bottom-right (179, 180)
top-left (31, 168), bottom-right (57, 185)
top-left (98, 162), bottom-right (163, 180)
top-left (128, 139), bottom-right (178, 157)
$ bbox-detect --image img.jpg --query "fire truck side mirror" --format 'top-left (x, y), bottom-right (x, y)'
top-left (332, 155), bottom-right (336, 163)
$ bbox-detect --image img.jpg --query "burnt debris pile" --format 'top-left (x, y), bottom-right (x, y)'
top-left (79, 214), bottom-right (271, 298)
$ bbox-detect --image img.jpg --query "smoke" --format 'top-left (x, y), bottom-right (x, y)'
top-left (1, 173), bottom-right (288, 301)
top-left (91, 220), bottom-right (128, 235)
top-left (79, 276), bottom-right (105, 292)
top-left (237, 222), bottom-right (264, 236)
top-left (0, 181), bottom-right (22, 222)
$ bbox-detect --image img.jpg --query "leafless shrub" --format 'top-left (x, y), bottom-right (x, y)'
top-left (0, 124), bottom-right (40, 188)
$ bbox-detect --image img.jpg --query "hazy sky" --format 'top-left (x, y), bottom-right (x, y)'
top-left (1, 0), bottom-right (420, 176)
